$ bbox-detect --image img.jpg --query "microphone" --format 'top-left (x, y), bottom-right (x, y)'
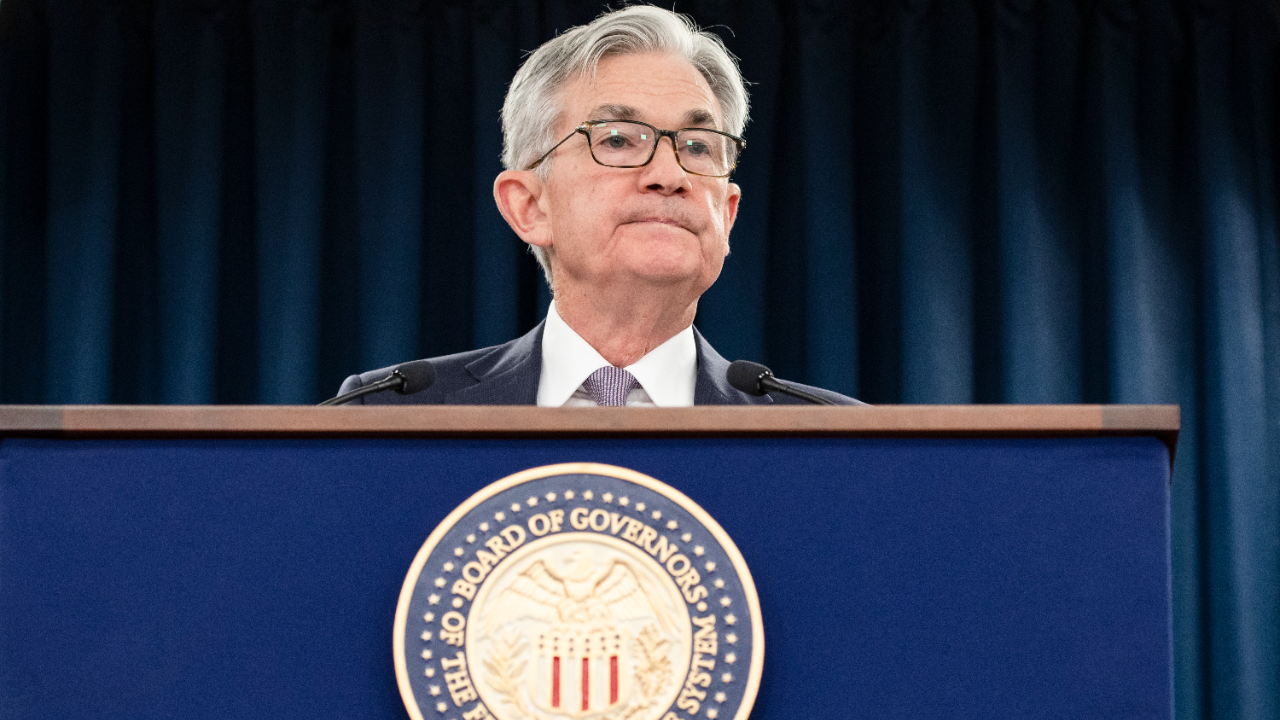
top-left (726, 360), bottom-right (836, 406)
top-left (318, 360), bottom-right (436, 406)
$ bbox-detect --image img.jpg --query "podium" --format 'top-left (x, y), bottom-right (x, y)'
top-left (0, 405), bottom-right (1177, 719)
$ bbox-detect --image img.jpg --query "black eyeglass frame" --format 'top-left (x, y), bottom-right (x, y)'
top-left (525, 119), bottom-right (746, 178)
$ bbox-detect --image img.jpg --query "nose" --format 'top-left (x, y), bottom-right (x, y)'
top-left (637, 135), bottom-right (691, 195)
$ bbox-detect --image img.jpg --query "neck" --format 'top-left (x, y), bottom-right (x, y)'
top-left (553, 286), bottom-right (697, 368)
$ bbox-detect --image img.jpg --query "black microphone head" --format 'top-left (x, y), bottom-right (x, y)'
top-left (726, 360), bottom-right (773, 396)
top-left (393, 360), bottom-right (436, 395)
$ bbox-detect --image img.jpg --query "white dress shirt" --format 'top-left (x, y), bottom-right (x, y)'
top-left (536, 302), bottom-right (697, 407)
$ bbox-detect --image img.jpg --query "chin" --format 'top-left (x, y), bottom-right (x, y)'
top-left (629, 256), bottom-right (718, 288)
top-left (629, 244), bottom-right (698, 274)
top-left (614, 226), bottom-right (718, 282)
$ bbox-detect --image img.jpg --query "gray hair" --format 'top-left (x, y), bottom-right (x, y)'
top-left (499, 4), bottom-right (750, 287)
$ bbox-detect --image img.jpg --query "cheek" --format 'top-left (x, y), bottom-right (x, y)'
top-left (701, 193), bottom-right (731, 250)
top-left (556, 176), bottom-right (619, 231)
top-left (549, 187), bottom-right (602, 246)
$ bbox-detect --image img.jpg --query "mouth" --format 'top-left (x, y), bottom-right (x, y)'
top-left (629, 217), bottom-right (691, 231)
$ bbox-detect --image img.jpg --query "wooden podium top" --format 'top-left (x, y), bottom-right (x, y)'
top-left (0, 404), bottom-right (1179, 450)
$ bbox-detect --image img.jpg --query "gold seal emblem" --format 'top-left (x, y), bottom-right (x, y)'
top-left (393, 463), bottom-right (763, 720)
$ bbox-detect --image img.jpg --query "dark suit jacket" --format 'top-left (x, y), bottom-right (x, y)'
top-left (336, 322), bottom-right (863, 405)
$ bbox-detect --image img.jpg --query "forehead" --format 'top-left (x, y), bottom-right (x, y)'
top-left (558, 52), bottom-right (723, 130)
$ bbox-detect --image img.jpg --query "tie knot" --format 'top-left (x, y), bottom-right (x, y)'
top-left (582, 366), bottom-right (639, 407)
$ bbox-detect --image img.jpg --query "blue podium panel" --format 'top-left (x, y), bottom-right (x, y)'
top-left (0, 437), bottom-right (1171, 719)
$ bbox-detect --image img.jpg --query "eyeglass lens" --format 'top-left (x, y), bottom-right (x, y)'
top-left (585, 121), bottom-right (735, 176)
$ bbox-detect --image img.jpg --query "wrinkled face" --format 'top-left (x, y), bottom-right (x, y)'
top-left (540, 52), bottom-right (741, 296)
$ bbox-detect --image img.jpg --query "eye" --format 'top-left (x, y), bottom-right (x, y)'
top-left (593, 126), bottom-right (642, 151)
top-left (682, 139), bottom-right (712, 156)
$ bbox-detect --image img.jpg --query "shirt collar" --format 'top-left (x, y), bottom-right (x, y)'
top-left (537, 302), bottom-right (697, 407)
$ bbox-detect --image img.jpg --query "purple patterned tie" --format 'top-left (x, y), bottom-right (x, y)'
top-left (582, 366), bottom-right (640, 407)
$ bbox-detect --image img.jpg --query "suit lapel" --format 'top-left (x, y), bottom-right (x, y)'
top-left (445, 323), bottom-right (544, 405)
top-left (693, 327), bottom-right (772, 406)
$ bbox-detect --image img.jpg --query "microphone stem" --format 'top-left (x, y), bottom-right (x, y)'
top-left (759, 376), bottom-right (836, 406)
top-left (318, 372), bottom-right (405, 406)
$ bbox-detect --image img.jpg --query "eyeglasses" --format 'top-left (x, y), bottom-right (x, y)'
top-left (526, 119), bottom-right (745, 178)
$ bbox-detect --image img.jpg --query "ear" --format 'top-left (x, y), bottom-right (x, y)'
top-left (722, 181), bottom-right (742, 248)
top-left (493, 170), bottom-right (552, 248)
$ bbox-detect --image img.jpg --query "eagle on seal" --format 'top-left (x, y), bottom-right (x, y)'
top-left (480, 550), bottom-right (677, 634)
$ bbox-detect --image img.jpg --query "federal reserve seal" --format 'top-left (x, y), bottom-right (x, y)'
top-left (394, 463), bottom-right (763, 720)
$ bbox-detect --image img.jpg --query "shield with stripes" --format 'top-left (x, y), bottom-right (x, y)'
top-left (532, 626), bottom-right (632, 716)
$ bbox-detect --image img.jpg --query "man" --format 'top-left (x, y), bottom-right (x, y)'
top-left (338, 5), bottom-right (859, 406)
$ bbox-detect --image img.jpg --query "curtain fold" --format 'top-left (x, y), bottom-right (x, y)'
top-left (1, 0), bottom-right (1278, 717)
top-left (155, 0), bottom-right (227, 403)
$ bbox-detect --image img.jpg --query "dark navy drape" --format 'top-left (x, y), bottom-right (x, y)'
top-left (1, 1), bottom-right (1277, 718)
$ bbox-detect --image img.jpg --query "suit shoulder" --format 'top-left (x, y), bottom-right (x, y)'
top-left (768, 382), bottom-right (867, 406)
top-left (333, 324), bottom-right (543, 405)
top-left (334, 345), bottom-right (508, 405)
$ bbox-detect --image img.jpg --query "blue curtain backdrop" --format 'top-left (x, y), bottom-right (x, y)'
top-left (0, 0), bottom-right (1277, 717)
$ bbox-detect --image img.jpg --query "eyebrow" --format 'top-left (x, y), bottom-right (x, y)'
top-left (590, 104), bottom-right (641, 121)
top-left (587, 104), bottom-right (720, 129)
top-left (683, 108), bottom-right (716, 127)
